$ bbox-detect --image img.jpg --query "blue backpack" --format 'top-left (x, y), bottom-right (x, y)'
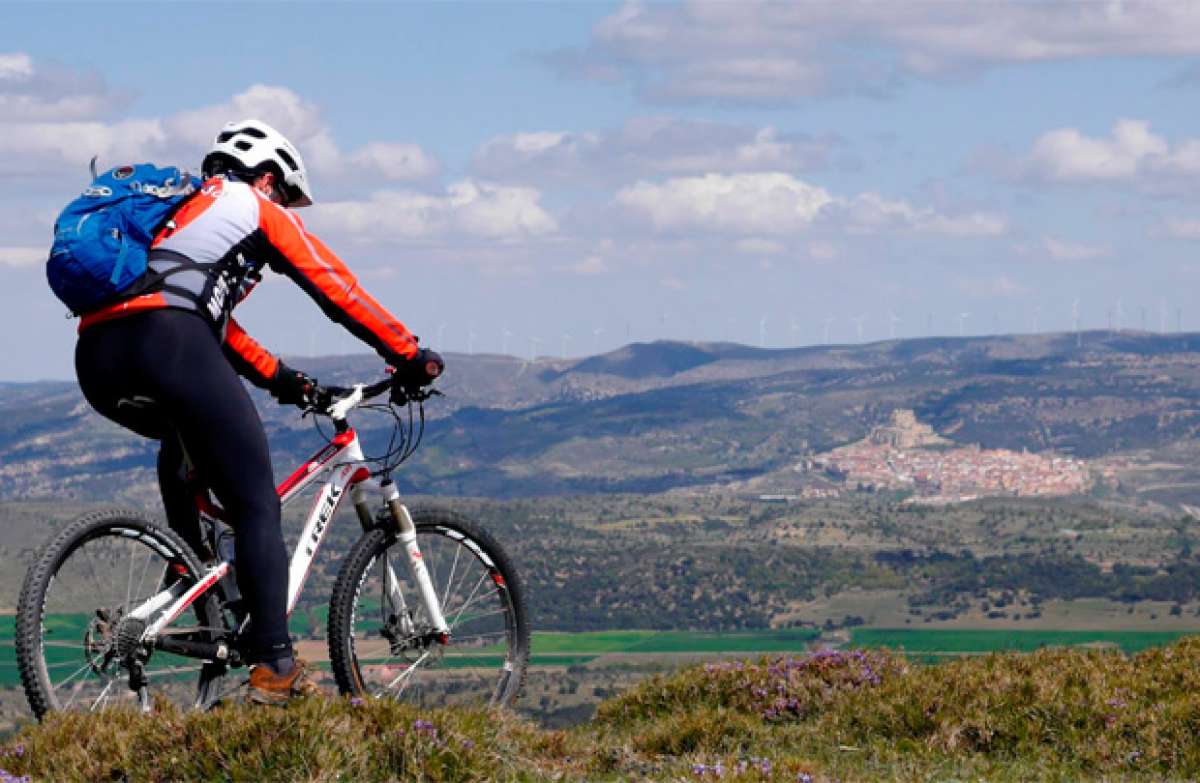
top-left (47, 162), bottom-right (200, 315)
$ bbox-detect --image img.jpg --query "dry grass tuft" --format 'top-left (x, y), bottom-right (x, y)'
top-left (3, 639), bottom-right (1200, 781)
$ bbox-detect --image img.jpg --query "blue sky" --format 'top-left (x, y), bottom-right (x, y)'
top-left (5, 1), bottom-right (1200, 380)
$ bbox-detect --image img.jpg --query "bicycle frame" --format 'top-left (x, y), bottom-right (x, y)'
top-left (139, 384), bottom-right (450, 652)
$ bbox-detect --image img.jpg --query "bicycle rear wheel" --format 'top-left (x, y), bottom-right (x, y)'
top-left (327, 506), bottom-right (530, 707)
top-left (16, 509), bottom-right (228, 718)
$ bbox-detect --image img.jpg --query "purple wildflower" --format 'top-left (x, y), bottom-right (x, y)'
top-left (691, 762), bottom-right (725, 778)
top-left (797, 773), bottom-right (814, 783)
top-left (413, 719), bottom-right (437, 734)
top-left (0, 771), bottom-right (29, 783)
top-left (349, 697), bottom-right (365, 707)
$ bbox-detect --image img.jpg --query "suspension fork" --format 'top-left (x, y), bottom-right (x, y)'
top-left (381, 478), bottom-right (450, 639)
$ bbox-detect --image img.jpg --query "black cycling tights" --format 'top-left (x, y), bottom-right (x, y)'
top-left (75, 309), bottom-right (291, 665)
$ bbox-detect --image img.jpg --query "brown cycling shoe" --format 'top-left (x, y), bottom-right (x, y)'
top-left (247, 658), bottom-right (325, 705)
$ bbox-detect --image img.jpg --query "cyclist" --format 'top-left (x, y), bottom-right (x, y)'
top-left (72, 118), bottom-right (443, 705)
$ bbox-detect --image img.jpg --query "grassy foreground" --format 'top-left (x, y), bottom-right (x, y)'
top-left (4, 639), bottom-right (1200, 781)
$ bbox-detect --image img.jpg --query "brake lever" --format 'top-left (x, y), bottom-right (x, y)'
top-left (392, 386), bottom-right (442, 406)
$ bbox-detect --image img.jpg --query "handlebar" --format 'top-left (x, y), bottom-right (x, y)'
top-left (310, 375), bottom-right (438, 420)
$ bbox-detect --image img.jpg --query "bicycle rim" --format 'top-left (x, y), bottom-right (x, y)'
top-left (18, 512), bottom-right (222, 716)
top-left (333, 515), bottom-right (528, 707)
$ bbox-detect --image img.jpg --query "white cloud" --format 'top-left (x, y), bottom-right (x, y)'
top-left (616, 172), bottom-right (1006, 239)
top-left (0, 246), bottom-right (43, 267)
top-left (567, 1), bottom-right (1200, 103)
top-left (616, 172), bottom-right (835, 234)
top-left (0, 119), bottom-right (167, 169)
top-left (1027, 119), bottom-right (1167, 182)
top-left (838, 192), bottom-right (1007, 237)
top-left (164, 85), bottom-right (439, 182)
top-left (1043, 237), bottom-right (1110, 261)
top-left (1019, 119), bottom-right (1200, 189)
top-left (310, 181), bottom-right (557, 241)
top-left (562, 255), bottom-right (609, 275)
top-left (0, 51), bottom-right (121, 122)
top-left (472, 117), bottom-right (834, 184)
top-left (807, 241), bottom-right (838, 261)
top-left (0, 53), bottom-right (33, 81)
top-left (348, 143), bottom-right (439, 181)
top-left (735, 238), bottom-right (786, 255)
top-left (0, 61), bottom-right (439, 184)
top-left (1164, 218), bottom-right (1200, 239)
top-left (164, 84), bottom-right (326, 149)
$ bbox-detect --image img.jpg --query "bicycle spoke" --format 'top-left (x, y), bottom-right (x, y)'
top-left (23, 515), bottom-right (224, 717)
top-left (81, 547), bottom-right (109, 603)
top-left (133, 546), bottom-right (155, 609)
top-left (385, 650), bottom-right (431, 692)
top-left (440, 544), bottom-right (462, 612)
top-left (52, 661), bottom-right (96, 692)
top-left (448, 573), bottom-right (489, 629)
top-left (89, 680), bottom-right (115, 712)
top-left (335, 516), bottom-right (525, 708)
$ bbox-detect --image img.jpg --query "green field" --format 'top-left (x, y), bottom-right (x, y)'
top-left (5, 618), bottom-right (1196, 691)
top-left (850, 628), bottom-right (1197, 656)
top-left (530, 628), bottom-right (820, 655)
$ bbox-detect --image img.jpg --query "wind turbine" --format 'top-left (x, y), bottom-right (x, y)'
top-left (561, 332), bottom-right (572, 358)
top-left (958, 312), bottom-right (970, 337)
top-left (1160, 299), bottom-right (1168, 333)
top-left (1031, 305), bottom-right (1041, 334)
top-left (502, 326), bottom-right (514, 356)
top-left (529, 336), bottom-right (543, 360)
top-left (1071, 298), bottom-right (1081, 348)
top-left (851, 315), bottom-right (865, 343)
top-left (789, 316), bottom-right (801, 347)
top-left (1116, 298), bottom-right (1124, 331)
top-left (822, 316), bottom-right (834, 344)
top-left (591, 326), bottom-right (604, 355)
top-left (759, 315), bottom-right (768, 348)
top-left (467, 328), bottom-right (477, 356)
top-left (888, 310), bottom-right (901, 340)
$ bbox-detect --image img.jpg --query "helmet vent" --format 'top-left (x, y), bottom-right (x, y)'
top-left (234, 140), bottom-right (253, 152)
top-left (276, 148), bottom-right (298, 172)
top-left (239, 126), bottom-right (268, 139)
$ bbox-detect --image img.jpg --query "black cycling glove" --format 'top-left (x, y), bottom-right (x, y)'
top-left (391, 349), bottom-right (444, 404)
top-left (271, 362), bottom-right (318, 408)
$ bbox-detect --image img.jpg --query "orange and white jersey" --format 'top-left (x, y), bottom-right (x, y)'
top-left (80, 175), bottom-right (419, 387)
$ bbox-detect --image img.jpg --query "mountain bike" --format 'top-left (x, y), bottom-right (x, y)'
top-left (15, 376), bottom-right (530, 717)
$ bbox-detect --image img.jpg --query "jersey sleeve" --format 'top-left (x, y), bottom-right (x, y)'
top-left (224, 317), bottom-right (279, 389)
top-left (256, 199), bottom-right (420, 364)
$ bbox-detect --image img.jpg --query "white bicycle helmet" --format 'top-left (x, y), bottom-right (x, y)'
top-left (201, 119), bottom-right (313, 207)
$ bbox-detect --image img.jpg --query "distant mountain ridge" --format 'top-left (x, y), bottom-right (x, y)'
top-left (4, 330), bottom-right (1200, 503)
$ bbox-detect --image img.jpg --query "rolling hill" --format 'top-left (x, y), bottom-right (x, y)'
top-left (4, 330), bottom-right (1200, 503)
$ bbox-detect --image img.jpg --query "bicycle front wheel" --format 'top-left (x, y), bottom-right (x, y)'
top-left (15, 509), bottom-right (227, 718)
top-left (327, 506), bottom-right (530, 707)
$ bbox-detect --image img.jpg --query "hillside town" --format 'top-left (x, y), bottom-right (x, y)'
top-left (810, 410), bottom-right (1093, 503)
